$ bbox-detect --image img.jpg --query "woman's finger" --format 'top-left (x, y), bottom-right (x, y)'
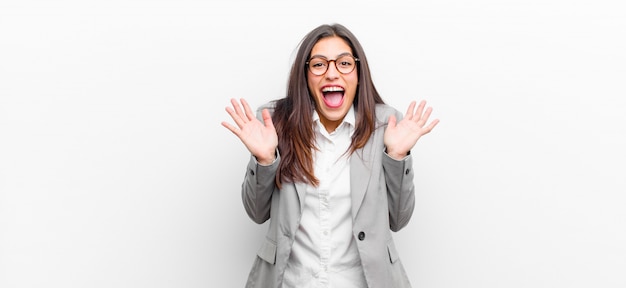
top-left (241, 98), bottom-right (256, 122)
top-left (423, 118), bottom-right (440, 134)
top-left (230, 98), bottom-right (247, 123)
top-left (404, 101), bottom-right (416, 120)
top-left (414, 100), bottom-right (426, 123)
top-left (417, 107), bottom-right (433, 127)
top-left (225, 106), bottom-right (246, 128)
top-left (221, 121), bottom-right (240, 136)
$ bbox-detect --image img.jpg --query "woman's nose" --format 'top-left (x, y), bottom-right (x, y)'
top-left (325, 61), bottom-right (340, 79)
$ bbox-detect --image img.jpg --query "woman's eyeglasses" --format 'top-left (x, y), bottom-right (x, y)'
top-left (306, 55), bottom-right (359, 76)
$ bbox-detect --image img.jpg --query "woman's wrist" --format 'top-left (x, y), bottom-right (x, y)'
top-left (385, 148), bottom-right (410, 160)
top-left (256, 150), bottom-right (277, 165)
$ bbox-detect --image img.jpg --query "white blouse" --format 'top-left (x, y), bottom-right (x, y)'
top-left (282, 107), bottom-right (367, 288)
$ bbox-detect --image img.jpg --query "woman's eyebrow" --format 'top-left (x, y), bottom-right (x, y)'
top-left (309, 52), bottom-right (353, 59)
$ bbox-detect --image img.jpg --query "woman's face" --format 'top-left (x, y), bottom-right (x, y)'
top-left (307, 36), bottom-right (358, 133)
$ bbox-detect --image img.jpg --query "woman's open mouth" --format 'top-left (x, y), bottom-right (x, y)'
top-left (321, 86), bottom-right (345, 108)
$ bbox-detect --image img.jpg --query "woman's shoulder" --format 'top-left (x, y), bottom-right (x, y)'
top-left (375, 103), bottom-right (402, 121)
top-left (253, 100), bottom-right (279, 119)
top-left (258, 100), bottom-right (277, 112)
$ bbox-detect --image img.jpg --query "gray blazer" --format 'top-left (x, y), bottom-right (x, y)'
top-left (242, 103), bottom-right (415, 288)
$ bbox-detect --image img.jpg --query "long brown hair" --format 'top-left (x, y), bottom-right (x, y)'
top-left (271, 23), bottom-right (385, 188)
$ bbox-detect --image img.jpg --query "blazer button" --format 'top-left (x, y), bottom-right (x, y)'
top-left (250, 169), bottom-right (255, 176)
top-left (358, 231), bottom-right (365, 241)
top-left (405, 168), bottom-right (410, 175)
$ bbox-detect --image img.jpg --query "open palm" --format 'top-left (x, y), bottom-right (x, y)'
top-left (384, 100), bottom-right (439, 160)
top-left (221, 98), bottom-right (278, 164)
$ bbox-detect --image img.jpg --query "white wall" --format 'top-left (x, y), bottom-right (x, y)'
top-left (1, 0), bottom-right (625, 287)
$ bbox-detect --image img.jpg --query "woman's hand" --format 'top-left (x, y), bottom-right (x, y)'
top-left (221, 98), bottom-right (278, 165)
top-left (384, 100), bottom-right (439, 160)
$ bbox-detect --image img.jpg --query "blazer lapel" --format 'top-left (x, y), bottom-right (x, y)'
top-left (350, 141), bottom-right (376, 219)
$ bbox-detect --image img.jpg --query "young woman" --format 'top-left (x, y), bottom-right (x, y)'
top-left (222, 23), bottom-right (439, 288)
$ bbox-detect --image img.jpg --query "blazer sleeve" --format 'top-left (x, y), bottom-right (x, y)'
top-left (383, 153), bottom-right (416, 232)
top-left (241, 151), bottom-right (279, 224)
top-left (241, 103), bottom-right (279, 224)
top-left (380, 106), bottom-right (416, 232)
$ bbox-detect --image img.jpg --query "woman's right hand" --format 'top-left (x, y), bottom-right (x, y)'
top-left (221, 98), bottom-right (278, 165)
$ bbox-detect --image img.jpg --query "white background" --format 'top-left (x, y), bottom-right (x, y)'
top-left (1, 0), bottom-right (625, 287)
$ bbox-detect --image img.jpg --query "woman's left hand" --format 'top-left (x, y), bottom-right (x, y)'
top-left (384, 100), bottom-right (439, 160)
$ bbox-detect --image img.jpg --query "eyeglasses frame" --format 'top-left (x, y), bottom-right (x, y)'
top-left (305, 54), bottom-right (360, 76)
